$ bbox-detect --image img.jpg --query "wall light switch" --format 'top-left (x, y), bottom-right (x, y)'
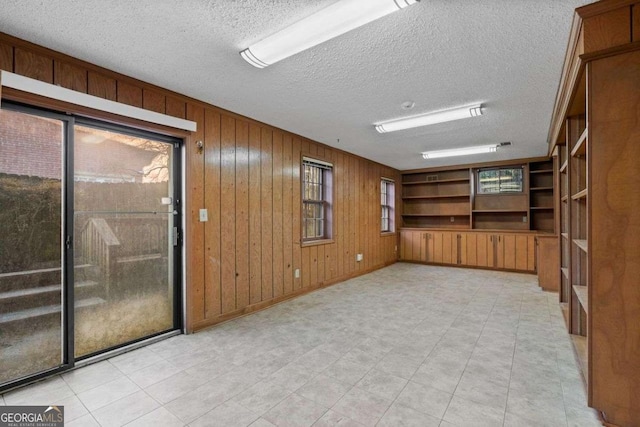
top-left (450, 216), bottom-right (455, 222)
top-left (522, 216), bottom-right (527, 223)
top-left (356, 253), bottom-right (363, 262)
top-left (199, 209), bottom-right (208, 222)
top-left (294, 269), bottom-right (300, 278)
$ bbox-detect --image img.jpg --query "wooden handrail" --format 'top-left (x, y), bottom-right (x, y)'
top-left (80, 218), bottom-right (120, 298)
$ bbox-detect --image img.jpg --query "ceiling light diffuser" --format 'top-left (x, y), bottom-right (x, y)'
top-left (422, 142), bottom-right (510, 159)
top-left (375, 104), bottom-right (483, 133)
top-left (240, 0), bottom-right (420, 68)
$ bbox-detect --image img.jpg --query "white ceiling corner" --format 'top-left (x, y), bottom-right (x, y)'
top-left (0, 0), bottom-right (594, 170)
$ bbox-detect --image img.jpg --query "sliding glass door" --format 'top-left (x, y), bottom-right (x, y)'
top-left (73, 122), bottom-right (179, 357)
top-left (0, 108), bottom-right (66, 384)
top-left (0, 103), bottom-right (181, 389)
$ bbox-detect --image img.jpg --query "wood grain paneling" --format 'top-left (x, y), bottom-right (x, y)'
top-left (411, 231), bottom-right (421, 261)
top-left (466, 233), bottom-right (477, 266)
top-left (220, 115), bottom-right (236, 314)
top-left (88, 71), bottom-right (116, 101)
top-left (117, 81), bottom-right (143, 107)
top-left (235, 119), bottom-right (250, 309)
top-left (186, 103), bottom-right (206, 325)
top-left (166, 96), bottom-right (186, 119)
top-left (282, 134), bottom-right (294, 294)
top-left (15, 48), bottom-right (53, 83)
top-left (442, 232), bottom-right (453, 264)
top-left (527, 235), bottom-right (536, 271)
top-left (583, 6), bottom-right (631, 53)
top-left (261, 128), bottom-right (274, 300)
top-left (515, 235), bottom-right (529, 271)
top-left (634, 4), bottom-right (640, 41)
top-left (400, 230), bottom-right (411, 260)
top-left (477, 233), bottom-right (488, 267)
top-left (420, 232), bottom-right (427, 262)
top-left (143, 89), bottom-right (166, 113)
top-left (291, 136), bottom-right (302, 290)
top-left (272, 131), bottom-right (284, 298)
top-left (432, 232), bottom-right (443, 263)
top-left (204, 108), bottom-right (221, 318)
top-left (0, 41), bottom-right (12, 71)
top-left (335, 152), bottom-right (345, 277)
top-left (54, 61), bottom-right (87, 92)
top-left (248, 124), bottom-right (262, 303)
top-left (590, 49), bottom-right (640, 426)
top-left (537, 235), bottom-right (559, 291)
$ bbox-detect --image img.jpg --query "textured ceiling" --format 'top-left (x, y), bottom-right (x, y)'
top-left (0, 0), bottom-right (593, 170)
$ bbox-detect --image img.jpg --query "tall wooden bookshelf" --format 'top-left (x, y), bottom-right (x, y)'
top-left (529, 159), bottom-right (555, 233)
top-left (548, 1), bottom-right (640, 425)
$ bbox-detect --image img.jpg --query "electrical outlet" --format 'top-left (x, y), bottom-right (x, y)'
top-left (522, 216), bottom-right (527, 223)
top-left (450, 216), bottom-right (455, 222)
top-left (294, 268), bottom-right (300, 278)
top-left (356, 254), bottom-right (363, 262)
top-left (199, 209), bottom-right (208, 222)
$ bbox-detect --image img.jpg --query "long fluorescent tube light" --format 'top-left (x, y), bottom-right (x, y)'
top-left (375, 104), bottom-right (483, 133)
top-left (240, 0), bottom-right (420, 68)
top-left (422, 142), bottom-right (510, 159)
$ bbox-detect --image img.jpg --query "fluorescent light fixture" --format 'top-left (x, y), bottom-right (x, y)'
top-left (375, 104), bottom-right (483, 133)
top-left (240, 0), bottom-right (420, 68)
top-left (422, 142), bottom-right (510, 159)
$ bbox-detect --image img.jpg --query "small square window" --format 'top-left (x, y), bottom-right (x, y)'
top-left (477, 167), bottom-right (523, 194)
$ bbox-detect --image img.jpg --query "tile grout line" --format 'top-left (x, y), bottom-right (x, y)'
top-left (501, 284), bottom-right (525, 427)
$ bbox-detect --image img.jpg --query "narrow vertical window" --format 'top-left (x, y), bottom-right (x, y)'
top-left (381, 178), bottom-right (395, 232)
top-left (302, 157), bottom-right (332, 241)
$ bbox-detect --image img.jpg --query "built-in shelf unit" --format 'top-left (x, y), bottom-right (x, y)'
top-left (548, 1), bottom-right (640, 424)
top-left (401, 158), bottom-right (555, 233)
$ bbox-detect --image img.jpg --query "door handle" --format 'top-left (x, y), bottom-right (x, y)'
top-left (173, 227), bottom-right (179, 246)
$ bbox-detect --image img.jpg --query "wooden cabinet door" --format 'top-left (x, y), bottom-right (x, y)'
top-left (527, 235), bottom-right (536, 272)
top-left (410, 231), bottom-right (422, 261)
top-left (424, 232), bottom-right (435, 263)
top-left (400, 230), bottom-right (413, 260)
top-left (476, 233), bottom-right (489, 267)
top-left (461, 233), bottom-right (478, 266)
top-left (441, 231), bottom-right (455, 264)
top-left (537, 235), bottom-right (559, 290)
top-left (514, 234), bottom-right (536, 272)
top-left (432, 232), bottom-right (443, 263)
top-left (494, 233), bottom-right (537, 272)
top-left (502, 234), bottom-right (516, 270)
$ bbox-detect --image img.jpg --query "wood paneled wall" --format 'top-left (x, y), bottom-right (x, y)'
top-left (0, 33), bottom-right (400, 332)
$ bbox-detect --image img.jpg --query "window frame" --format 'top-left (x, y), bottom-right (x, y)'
top-left (380, 178), bottom-right (395, 234)
top-left (476, 166), bottom-right (525, 195)
top-left (301, 156), bottom-right (333, 244)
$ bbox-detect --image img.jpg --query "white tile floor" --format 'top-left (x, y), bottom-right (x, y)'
top-left (1, 263), bottom-right (602, 426)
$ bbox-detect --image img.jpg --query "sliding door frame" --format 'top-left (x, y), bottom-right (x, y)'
top-left (0, 101), bottom-right (183, 392)
top-left (0, 101), bottom-right (76, 391)
top-left (72, 116), bottom-right (184, 361)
